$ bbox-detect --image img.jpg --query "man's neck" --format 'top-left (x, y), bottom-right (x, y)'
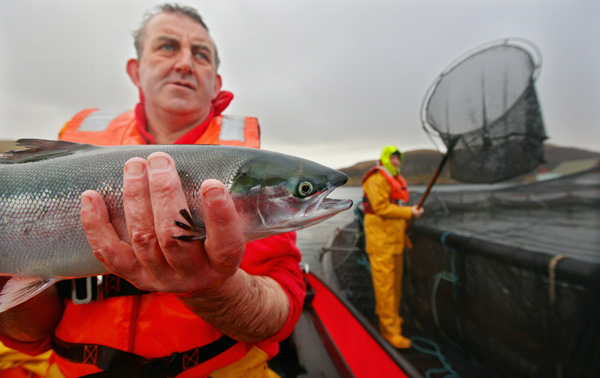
top-left (146, 107), bottom-right (210, 144)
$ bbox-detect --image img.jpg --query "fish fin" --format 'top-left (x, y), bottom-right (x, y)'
top-left (0, 277), bottom-right (59, 313)
top-left (0, 139), bottom-right (94, 164)
top-left (172, 209), bottom-right (206, 242)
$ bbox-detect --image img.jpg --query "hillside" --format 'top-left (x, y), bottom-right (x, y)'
top-left (339, 144), bottom-right (600, 186)
top-left (340, 149), bottom-right (449, 186)
top-left (0, 140), bottom-right (20, 152)
top-left (542, 144), bottom-right (600, 170)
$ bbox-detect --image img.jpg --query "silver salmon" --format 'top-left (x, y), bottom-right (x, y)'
top-left (0, 139), bottom-right (352, 311)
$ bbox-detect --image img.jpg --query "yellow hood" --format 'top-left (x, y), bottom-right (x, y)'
top-left (380, 145), bottom-right (403, 176)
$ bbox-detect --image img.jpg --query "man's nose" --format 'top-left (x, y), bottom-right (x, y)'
top-left (174, 49), bottom-right (194, 74)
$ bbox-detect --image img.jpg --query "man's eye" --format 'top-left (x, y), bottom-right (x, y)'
top-left (160, 44), bottom-right (175, 51)
top-left (192, 48), bottom-right (210, 62)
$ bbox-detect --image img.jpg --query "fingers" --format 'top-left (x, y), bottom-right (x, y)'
top-left (121, 157), bottom-right (168, 279)
top-left (201, 179), bottom-right (245, 274)
top-left (123, 153), bottom-right (193, 275)
top-left (146, 153), bottom-right (191, 242)
top-left (411, 205), bottom-right (425, 219)
top-left (80, 190), bottom-right (139, 275)
top-left (124, 153), bottom-right (209, 275)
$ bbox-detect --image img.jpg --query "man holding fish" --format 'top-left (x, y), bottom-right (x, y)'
top-left (0, 4), bottom-right (351, 377)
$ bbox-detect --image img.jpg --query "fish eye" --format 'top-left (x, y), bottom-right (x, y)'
top-left (298, 181), bottom-right (314, 197)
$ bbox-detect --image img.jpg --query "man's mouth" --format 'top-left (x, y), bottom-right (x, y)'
top-left (171, 81), bottom-right (195, 90)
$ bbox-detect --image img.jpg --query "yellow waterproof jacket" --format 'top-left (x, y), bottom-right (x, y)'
top-left (362, 171), bottom-right (413, 255)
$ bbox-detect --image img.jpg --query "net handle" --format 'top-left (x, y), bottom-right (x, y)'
top-left (407, 150), bottom-right (451, 229)
top-left (416, 151), bottom-right (451, 209)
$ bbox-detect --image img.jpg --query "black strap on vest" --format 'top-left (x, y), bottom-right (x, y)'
top-left (51, 334), bottom-right (237, 378)
top-left (57, 275), bottom-right (150, 304)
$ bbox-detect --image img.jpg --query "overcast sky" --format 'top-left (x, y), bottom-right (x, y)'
top-left (1, 0), bottom-right (598, 169)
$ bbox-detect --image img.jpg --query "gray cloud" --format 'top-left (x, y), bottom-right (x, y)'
top-left (1, 0), bottom-right (598, 169)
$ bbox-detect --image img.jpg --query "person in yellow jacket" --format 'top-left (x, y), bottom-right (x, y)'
top-left (362, 145), bottom-right (424, 349)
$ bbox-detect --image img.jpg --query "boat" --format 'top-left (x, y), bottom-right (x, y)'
top-left (270, 265), bottom-right (423, 378)
top-left (317, 166), bottom-right (600, 377)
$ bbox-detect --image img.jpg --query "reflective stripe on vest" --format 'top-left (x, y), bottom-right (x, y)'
top-left (78, 109), bottom-right (129, 132)
top-left (59, 109), bottom-right (260, 148)
top-left (218, 115), bottom-right (246, 142)
top-left (77, 110), bottom-right (248, 143)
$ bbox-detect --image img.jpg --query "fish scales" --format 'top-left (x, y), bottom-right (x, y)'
top-left (0, 144), bottom-right (253, 278)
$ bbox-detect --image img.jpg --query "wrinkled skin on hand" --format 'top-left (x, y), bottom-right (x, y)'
top-left (80, 152), bottom-right (245, 295)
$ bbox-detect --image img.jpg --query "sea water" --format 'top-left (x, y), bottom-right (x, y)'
top-left (296, 186), bottom-right (364, 275)
top-left (296, 184), bottom-right (600, 271)
top-left (295, 185), bottom-right (508, 274)
top-left (296, 185), bottom-right (500, 272)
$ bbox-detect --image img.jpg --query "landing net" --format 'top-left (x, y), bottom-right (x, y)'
top-left (422, 38), bottom-right (547, 183)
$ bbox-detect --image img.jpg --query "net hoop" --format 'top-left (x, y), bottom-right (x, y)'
top-left (420, 37), bottom-right (542, 150)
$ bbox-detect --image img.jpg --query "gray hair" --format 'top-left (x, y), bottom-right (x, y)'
top-left (132, 3), bottom-right (220, 68)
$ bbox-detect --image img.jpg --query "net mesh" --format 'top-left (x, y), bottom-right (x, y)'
top-left (423, 39), bottom-right (547, 183)
top-left (407, 168), bottom-right (600, 377)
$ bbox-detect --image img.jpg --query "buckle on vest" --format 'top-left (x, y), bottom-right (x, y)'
top-left (71, 276), bottom-right (103, 304)
top-left (65, 275), bottom-right (150, 304)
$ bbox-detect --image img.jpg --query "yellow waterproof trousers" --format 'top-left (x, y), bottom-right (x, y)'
top-left (367, 251), bottom-right (404, 338)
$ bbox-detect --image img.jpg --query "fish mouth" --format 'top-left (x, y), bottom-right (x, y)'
top-left (256, 185), bottom-right (353, 233)
top-left (293, 189), bottom-right (353, 229)
top-left (299, 186), bottom-right (347, 218)
top-left (301, 196), bottom-right (353, 227)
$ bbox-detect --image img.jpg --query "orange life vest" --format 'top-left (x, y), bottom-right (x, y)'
top-left (52, 109), bottom-right (266, 377)
top-left (362, 166), bottom-right (410, 214)
top-left (59, 108), bottom-right (260, 148)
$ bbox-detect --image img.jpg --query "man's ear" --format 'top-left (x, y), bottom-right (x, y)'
top-left (212, 74), bottom-right (223, 100)
top-left (126, 59), bottom-right (141, 87)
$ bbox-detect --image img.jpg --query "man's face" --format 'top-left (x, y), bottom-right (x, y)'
top-left (128, 12), bottom-right (221, 119)
top-left (390, 154), bottom-right (401, 168)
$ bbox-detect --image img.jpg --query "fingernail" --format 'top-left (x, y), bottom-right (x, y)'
top-left (81, 195), bottom-right (93, 210)
top-left (126, 161), bottom-right (145, 176)
top-left (203, 186), bottom-right (224, 201)
top-left (148, 156), bottom-right (170, 171)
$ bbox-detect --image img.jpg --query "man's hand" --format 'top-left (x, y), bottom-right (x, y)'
top-left (80, 152), bottom-right (245, 294)
top-left (411, 205), bottom-right (425, 219)
top-left (80, 152), bottom-right (289, 342)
